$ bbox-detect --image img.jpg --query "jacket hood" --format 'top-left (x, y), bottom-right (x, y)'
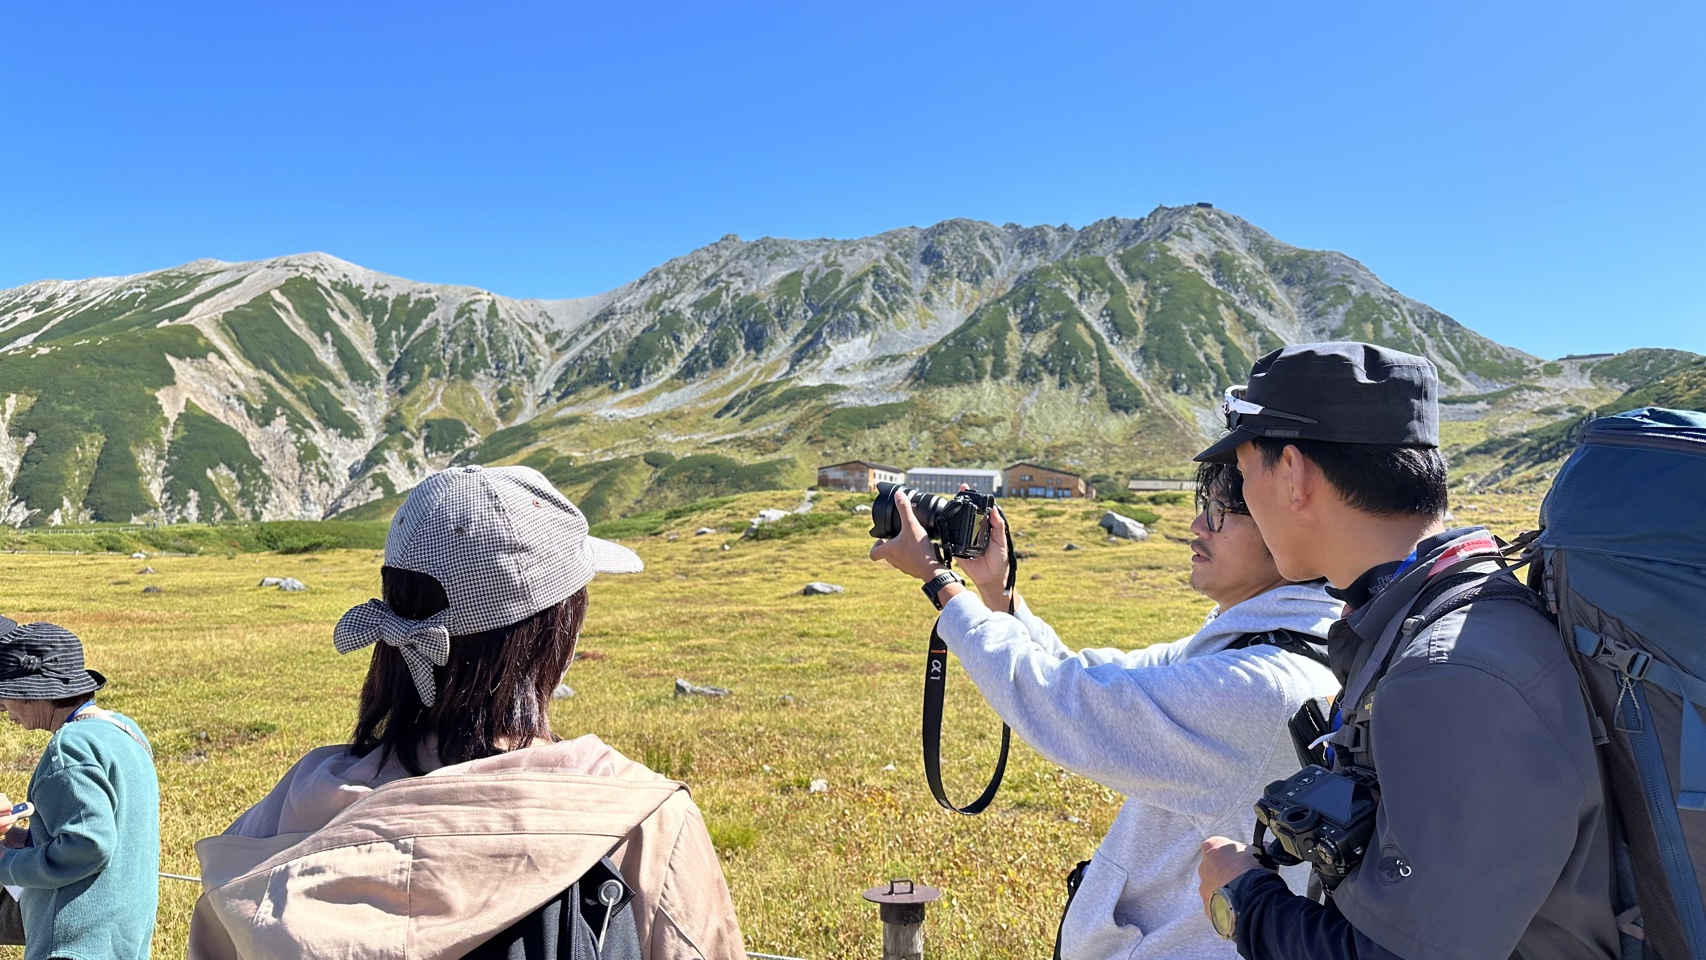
top-left (1185, 581), bottom-right (1342, 658)
top-left (194, 736), bottom-right (685, 960)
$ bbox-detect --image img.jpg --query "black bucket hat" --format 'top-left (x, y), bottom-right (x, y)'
top-left (0, 621), bottom-right (106, 701)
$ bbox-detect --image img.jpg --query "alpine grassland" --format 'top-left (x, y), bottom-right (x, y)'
top-left (0, 491), bottom-right (1540, 959)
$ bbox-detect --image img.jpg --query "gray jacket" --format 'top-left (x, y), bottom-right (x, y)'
top-left (1328, 528), bottom-right (1619, 960)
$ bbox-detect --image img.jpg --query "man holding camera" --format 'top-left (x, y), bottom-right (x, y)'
top-left (1193, 342), bottom-right (1619, 960)
top-left (870, 463), bottom-right (1341, 959)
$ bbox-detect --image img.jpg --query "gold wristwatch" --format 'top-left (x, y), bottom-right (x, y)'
top-left (1209, 885), bottom-right (1238, 940)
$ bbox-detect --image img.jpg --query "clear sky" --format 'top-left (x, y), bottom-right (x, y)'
top-left (2, 1), bottom-right (1700, 358)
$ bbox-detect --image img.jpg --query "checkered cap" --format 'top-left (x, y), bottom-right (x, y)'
top-left (382, 464), bottom-right (642, 635)
top-left (331, 465), bottom-right (641, 705)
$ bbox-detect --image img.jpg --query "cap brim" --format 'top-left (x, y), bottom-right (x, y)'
top-left (587, 537), bottom-right (644, 574)
top-left (1193, 427), bottom-right (1259, 464)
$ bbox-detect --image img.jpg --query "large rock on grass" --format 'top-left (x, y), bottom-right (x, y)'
top-left (675, 678), bottom-right (731, 698)
top-left (1098, 512), bottom-right (1149, 541)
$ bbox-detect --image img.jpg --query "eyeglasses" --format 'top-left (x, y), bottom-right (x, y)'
top-left (1222, 385), bottom-right (1319, 432)
top-left (1203, 498), bottom-right (1247, 533)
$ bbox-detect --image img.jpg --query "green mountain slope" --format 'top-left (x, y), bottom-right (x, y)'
top-left (0, 207), bottom-right (1693, 526)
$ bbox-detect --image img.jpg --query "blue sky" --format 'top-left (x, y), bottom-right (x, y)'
top-left (1, 1), bottom-right (1700, 357)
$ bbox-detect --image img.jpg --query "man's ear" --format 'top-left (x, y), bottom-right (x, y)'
top-left (1279, 444), bottom-right (1314, 514)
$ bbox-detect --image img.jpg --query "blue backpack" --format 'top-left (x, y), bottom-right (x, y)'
top-left (1534, 406), bottom-right (1706, 960)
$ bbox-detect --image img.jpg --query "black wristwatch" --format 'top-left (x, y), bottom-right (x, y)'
top-left (921, 570), bottom-right (964, 610)
top-left (1209, 885), bottom-right (1239, 940)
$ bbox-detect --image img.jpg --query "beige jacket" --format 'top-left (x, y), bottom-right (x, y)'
top-left (188, 736), bottom-right (745, 960)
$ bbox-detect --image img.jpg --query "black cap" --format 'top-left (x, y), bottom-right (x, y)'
top-left (1194, 341), bottom-right (1439, 464)
top-left (0, 622), bottom-right (106, 701)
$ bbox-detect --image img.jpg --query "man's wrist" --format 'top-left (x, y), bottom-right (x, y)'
top-left (921, 570), bottom-right (965, 610)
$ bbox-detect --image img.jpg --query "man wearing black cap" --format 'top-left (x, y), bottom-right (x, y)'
top-left (1192, 343), bottom-right (1618, 960)
top-left (0, 618), bottom-right (159, 960)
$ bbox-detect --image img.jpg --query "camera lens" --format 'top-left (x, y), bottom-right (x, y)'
top-left (910, 490), bottom-right (948, 534)
top-left (870, 482), bottom-right (903, 539)
top-left (869, 483), bottom-right (952, 540)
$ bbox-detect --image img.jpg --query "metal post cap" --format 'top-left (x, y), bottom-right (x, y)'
top-left (863, 878), bottom-right (941, 926)
top-left (862, 878), bottom-right (942, 905)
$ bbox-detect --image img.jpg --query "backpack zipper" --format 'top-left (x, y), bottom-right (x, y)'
top-left (1585, 430), bottom-right (1706, 457)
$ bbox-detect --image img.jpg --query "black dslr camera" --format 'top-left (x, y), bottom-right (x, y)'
top-left (868, 481), bottom-right (995, 559)
top-left (1252, 764), bottom-right (1380, 889)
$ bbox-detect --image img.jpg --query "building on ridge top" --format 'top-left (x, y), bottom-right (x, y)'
top-left (1127, 478), bottom-right (1198, 493)
top-left (1004, 462), bottom-right (1092, 499)
top-left (816, 460), bottom-right (905, 493)
top-left (903, 467), bottom-right (1003, 497)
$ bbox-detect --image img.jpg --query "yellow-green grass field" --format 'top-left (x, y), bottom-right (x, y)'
top-left (0, 492), bottom-right (1540, 959)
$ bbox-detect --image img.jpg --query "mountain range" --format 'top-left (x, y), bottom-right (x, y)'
top-left (0, 204), bottom-right (1696, 526)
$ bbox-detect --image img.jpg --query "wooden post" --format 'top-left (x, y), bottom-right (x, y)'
top-left (863, 879), bottom-right (940, 960)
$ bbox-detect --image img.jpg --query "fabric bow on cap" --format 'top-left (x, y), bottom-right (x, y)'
top-left (332, 600), bottom-right (453, 706)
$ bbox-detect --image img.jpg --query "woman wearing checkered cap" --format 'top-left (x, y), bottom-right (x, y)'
top-left (0, 618), bottom-right (160, 960)
top-left (189, 466), bottom-right (746, 960)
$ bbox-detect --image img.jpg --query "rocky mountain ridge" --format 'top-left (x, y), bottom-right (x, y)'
top-left (0, 205), bottom-right (1691, 526)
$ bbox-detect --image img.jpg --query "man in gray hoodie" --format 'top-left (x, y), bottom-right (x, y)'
top-left (871, 463), bottom-right (1340, 959)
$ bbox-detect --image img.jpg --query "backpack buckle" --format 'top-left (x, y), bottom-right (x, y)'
top-left (1585, 633), bottom-right (1652, 681)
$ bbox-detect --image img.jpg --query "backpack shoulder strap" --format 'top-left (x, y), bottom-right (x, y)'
top-left (1407, 568), bottom-right (1553, 637)
top-left (69, 709), bottom-right (153, 757)
top-left (1229, 629), bottom-right (1332, 671)
top-left (1331, 563), bottom-right (1553, 770)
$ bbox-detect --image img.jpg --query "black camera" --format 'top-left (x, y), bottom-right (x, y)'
top-left (1252, 764), bottom-right (1380, 889)
top-left (869, 482), bottom-right (995, 559)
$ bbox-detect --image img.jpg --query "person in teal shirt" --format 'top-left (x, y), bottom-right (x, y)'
top-left (0, 619), bottom-right (159, 960)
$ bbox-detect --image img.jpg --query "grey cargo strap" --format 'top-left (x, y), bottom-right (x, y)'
top-left (1575, 626), bottom-right (1706, 811)
top-left (71, 709), bottom-right (153, 757)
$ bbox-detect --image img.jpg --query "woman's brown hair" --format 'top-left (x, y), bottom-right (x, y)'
top-left (350, 566), bottom-right (588, 776)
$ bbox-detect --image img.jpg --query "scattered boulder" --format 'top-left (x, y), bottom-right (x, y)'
top-left (276, 578), bottom-right (307, 592)
top-left (808, 778), bottom-right (829, 795)
top-left (130, 552), bottom-right (147, 560)
top-left (1030, 573), bottom-right (1044, 580)
top-left (258, 577), bottom-right (283, 587)
top-left (802, 582), bottom-right (844, 596)
top-left (1063, 543), bottom-right (1081, 552)
top-left (775, 694), bottom-right (795, 706)
top-left (674, 678), bottom-right (730, 698)
top-left (1098, 511), bottom-right (1149, 541)
top-left (882, 762), bottom-right (896, 772)
top-left (743, 509), bottom-right (792, 538)
top-left (720, 543), bottom-right (731, 551)
top-left (141, 585), bottom-right (162, 594)
top-left (1014, 549), bottom-right (1037, 560)
top-left (137, 566), bottom-right (157, 575)
top-left (665, 533), bottom-right (679, 542)
top-left (695, 527), bottom-right (715, 536)
top-left (552, 683), bottom-right (575, 700)
top-left (852, 504), bottom-right (872, 514)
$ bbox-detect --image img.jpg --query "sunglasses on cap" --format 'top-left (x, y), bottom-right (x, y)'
top-left (1221, 385), bottom-right (1320, 432)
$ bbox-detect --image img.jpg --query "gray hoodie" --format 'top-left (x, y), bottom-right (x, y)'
top-left (935, 583), bottom-right (1341, 960)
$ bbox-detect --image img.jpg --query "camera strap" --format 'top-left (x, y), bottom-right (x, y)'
top-left (921, 507), bottom-right (1018, 815)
